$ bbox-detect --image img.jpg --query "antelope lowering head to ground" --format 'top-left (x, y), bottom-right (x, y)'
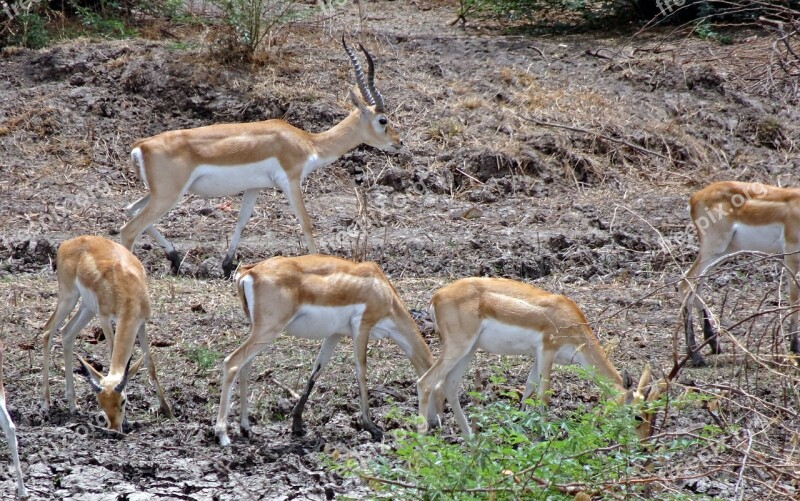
top-left (679, 181), bottom-right (800, 366)
top-left (41, 235), bottom-right (173, 433)
top-left (121, 36), bottom-right (403, 278)
top-left (0, 340), bottom-right (28, 499)
top-left (214, 254), bottom-right (444, 446)
top-left (416, 277), bottom-right (664, 439)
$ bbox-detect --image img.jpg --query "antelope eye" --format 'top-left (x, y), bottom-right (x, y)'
top-left (378, 117), bottom-right (388, 126)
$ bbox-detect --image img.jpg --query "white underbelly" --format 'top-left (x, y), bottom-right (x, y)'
top-left (285, 304), bottom-right (367, 340)
top-left (475, 318), bottom-right (588, 366)
top-left (730, 223), bottom-right (786, 254)
top-left (476, 318), bottom-right (543, 356)
top-left (188, 160), bottom-right (286, 197)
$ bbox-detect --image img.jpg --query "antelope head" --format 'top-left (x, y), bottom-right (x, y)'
top-left (77, 355), bottom-right (144, 433)
top-left (620, 365), bottom-right (667, 440)
top-left (342, 35), bottom-right (403, 152)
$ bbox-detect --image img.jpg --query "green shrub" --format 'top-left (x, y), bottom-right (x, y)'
top-left (186, 345), bottom-right (222, 374)
top-left (10, 12), bottom-right (50, 48)
top-left (351, 382), bottom-right (717, 500)
top-left (71, 2), bottom-right (137, 38)
top-left (209, 0), bottom-right (308, 57)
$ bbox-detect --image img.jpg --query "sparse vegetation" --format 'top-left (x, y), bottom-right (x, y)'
top-left (358, 388), bottom-right (713, 500)
top-left (186, 345), bottom-right (222, 374)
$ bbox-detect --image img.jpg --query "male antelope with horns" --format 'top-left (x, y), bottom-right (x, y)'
top-left (41, 236), bottom-right (173, 432)
top-left (417, 278), bottom-right (664, 439)
top-left (121, 37), bottom-right (402, 277)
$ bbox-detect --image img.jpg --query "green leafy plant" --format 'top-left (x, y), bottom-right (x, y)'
top-left (11, 12), bottom-right (50, 48)
top-left (71, 2), bottom-right (137, 38)
top-left (694, 21), bottom-right (732, 44)
top-left (186, 345), bottom-right (222, 374)
top-left (347, 374), bottom-right (717, 500)
top-left (209, 0), bottom-right (308, 57)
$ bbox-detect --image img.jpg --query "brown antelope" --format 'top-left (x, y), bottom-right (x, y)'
top-left (416, 277), bottom-right (664, 438)
top-left (0, 340), bottom-right (27, 499)
top-left (121, 37), bottom-right (402, 277)
top-left (214, 254), bottom-right (444, 446)
top-left (41, 236), bottom-right (173, 432)
top-left (679, 181), bottom-right (800, 366)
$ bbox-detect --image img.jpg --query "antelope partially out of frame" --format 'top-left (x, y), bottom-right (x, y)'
top-left (41, 236), bottom-right (173, 433)
top-left (121, 37), bottom-right (402, 277)
top-left (416, 277), bottom-right (664, 439)
top-left (679, 181), bottom-right (800, 366)
top-left (0, 340), bottom-right (28, 499)
top-left (214, 254), bottom-right (444, 446)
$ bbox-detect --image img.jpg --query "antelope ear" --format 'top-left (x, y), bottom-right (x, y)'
top-left (636, 364), bottom-right (653, 396)
top-left (129, 356), bottom-right (145, 378)
top-left (77, 355), bottom-right (103, 393)
top-left (621, 369), bottom-right (633, 390)
top-left (114, 355), bottom-right (145, 393)
top-left (348, 87), bottom-right (369, 112)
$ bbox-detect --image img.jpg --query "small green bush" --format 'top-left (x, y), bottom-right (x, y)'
top-left (351, 382), bottom-right (717, 500)
top-left (209, 0), bottom-right (308, 57)
top-left (72, 3), bottom-right (137, 38)
top-left (10, 12), bottom-right (50, 48)
top-left (186, 345), bottom-right (222, 374)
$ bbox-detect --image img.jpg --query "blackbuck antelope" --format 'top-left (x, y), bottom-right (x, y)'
top-left (0, 340), bottom-right (28, 499)
top-left (41, 236), bottom-right (173, 433)
top-left (121, 37), bottom-right (402, 277)
top-left (215, 255), bottom-right (444, 446)
top-left (680, 181), bottom-right (800, 366)
top-left (417, 278), bottom-right (664, 439)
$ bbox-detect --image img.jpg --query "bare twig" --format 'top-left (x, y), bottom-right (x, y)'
top-left (516, 114), bottom-right (669, 160)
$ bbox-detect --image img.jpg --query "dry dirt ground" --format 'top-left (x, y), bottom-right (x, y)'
top-left (1, 1), bottom-right (799, 499)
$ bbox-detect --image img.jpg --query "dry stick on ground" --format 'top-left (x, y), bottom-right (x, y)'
top-left (649, 428), bottom-right (798, 497)
top-left (705, 382), bottom-right (799, 433)
top-left (516, 114), bottom-right (669, 160)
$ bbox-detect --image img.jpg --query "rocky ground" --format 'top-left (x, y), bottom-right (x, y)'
top-left (0, 1), bottom-right (798, 499)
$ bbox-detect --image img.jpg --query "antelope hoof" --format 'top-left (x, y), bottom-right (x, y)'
top-left (291, 420), bottom-right (306, 438)
top-left (364, 424), bottom-right (384, 442)
top-left (167, 251), bottom-right (181, 275)
top-left (159, 404), bottom-right (175, 419)
top-left (790, 335), bottom-right (800, 355)
top-left (216, 431), bottom-right (231, 447)
top-left (222, 258), bottom-right (236, 279)
top-left (687, 354), bottom-right (708, 368)
top-left (240, 423), bottom-right (251, 439)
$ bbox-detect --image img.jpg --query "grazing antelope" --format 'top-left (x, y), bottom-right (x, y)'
top-left (214, 254), bottom-right (444, 446)
top-left (417, 277), bottom-right (663, 438)
top-left (679, 181), bottom-right (800, 366)
top-left (0, 340), bottom-right (28, 499)
top-left (41, 236), bottom-right (173, 432)
top-left (121, 37), bottom-right (402, 277)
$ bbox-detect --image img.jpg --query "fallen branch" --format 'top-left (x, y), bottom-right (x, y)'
top-left (516, 114), bottom-right (669, 160)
